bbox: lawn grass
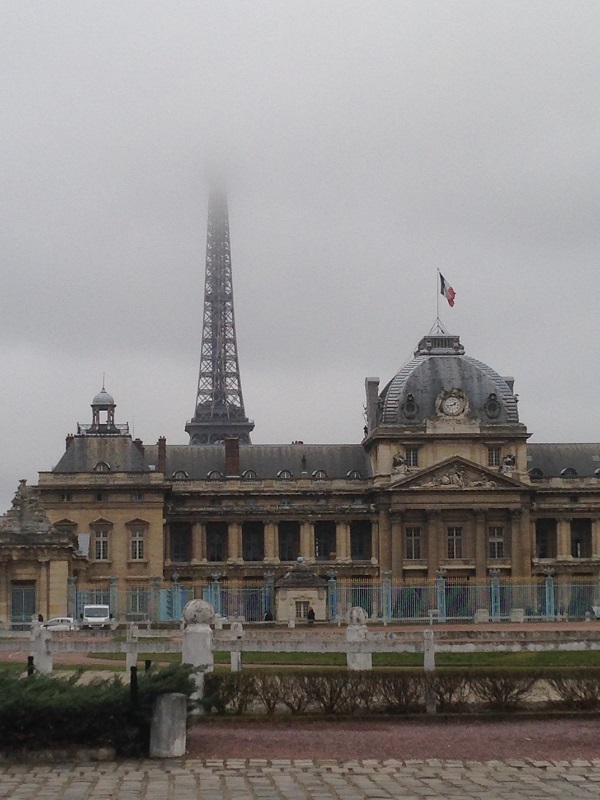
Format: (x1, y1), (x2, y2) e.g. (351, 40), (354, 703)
(66, 649), (600, 669)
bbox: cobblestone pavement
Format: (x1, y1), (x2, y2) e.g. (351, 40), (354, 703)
(3, 758), (600, 799)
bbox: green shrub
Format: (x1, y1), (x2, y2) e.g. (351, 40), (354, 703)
(467, 668), (541, 712)
(0, 664), (196, 756)
(543, 666), (600, 710)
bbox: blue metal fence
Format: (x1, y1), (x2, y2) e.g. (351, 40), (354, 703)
(73, 577), (600, 624)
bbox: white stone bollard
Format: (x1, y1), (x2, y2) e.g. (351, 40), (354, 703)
(30, 620), (53, 676)
(214, 615), (223, 630)
(149, 693), (187, 758)
(182, 600), (215, 700)
(125, 623), (139, 672)
(288, 618), (295, 628)
(423, 628), (436, 715)
(345, 607), (372, 671)
(229, 621), (244, 672)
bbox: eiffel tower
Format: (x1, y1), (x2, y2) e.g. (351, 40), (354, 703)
(185, 188), (254, 445)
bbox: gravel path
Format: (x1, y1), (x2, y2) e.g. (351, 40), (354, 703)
(188, 718), (600, 762)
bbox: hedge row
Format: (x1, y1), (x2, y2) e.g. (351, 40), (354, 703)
(0, 664), (197, 756)
(202, 667), (600, 715)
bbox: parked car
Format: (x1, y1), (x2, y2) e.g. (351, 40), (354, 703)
(42, 616), (77, 631)
(80, 604), (111, 629)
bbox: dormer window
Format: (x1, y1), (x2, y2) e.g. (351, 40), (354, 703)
(173, 470), (189, 480)
(93, 461), (111, 473)
(528, 468), (544, 481)
(312, 469), (328, 481)
(561, 467), (578, 478)
(207, 470), (224, 481)
(242, 469), (259, 480)
(347, 470), (362, 480)
(277, 469), (293, 480)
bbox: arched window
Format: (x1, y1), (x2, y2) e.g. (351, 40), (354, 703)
(528, 468), (544, 480)
(312, 469), (328, 481)
(561, 467), (578, 478)
(277, 469), (293, 480)
(93, 461), (111, 473)
(242, 469), (259, 480)
(207, 470), (224, 480)
(172, 470), (189, 480)
(347, 470), (362, 480)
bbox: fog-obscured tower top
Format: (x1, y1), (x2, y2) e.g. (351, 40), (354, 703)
(185, 188), (254, 445)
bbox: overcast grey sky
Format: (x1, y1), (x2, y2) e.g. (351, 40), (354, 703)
(1, 1), (599, 510)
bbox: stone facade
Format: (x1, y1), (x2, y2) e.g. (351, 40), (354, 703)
(0, 328), (595, 625)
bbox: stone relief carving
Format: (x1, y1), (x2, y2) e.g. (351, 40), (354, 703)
(415, 468), (496, 489)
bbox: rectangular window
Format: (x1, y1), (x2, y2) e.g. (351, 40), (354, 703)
(94, 530), (109, 561)
(405, 527), (422, 560)
(170, 523), (192, 563)
(130, 528), (145, 561)
(95, 491), (106, 502)
(488, 448), (502, 467)
(206, 522), (228, 562)
(447, 527), (463, 559)
(314, 521), (336, 561)
(295, 601), (309, 619)
(128, 588), (148, 616)
(279, 521), (300, 561)
(131, 491), (143, 502)
(350, 520), (372, 560)
(488, 526), (504, 559)
(406, 448), (419, 467)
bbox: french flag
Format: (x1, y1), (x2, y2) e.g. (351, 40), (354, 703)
(440, 273), (456, 307)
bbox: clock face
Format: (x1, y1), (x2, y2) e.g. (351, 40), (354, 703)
(442, 395), (463, 416)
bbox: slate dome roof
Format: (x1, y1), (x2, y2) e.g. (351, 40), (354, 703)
(92, 387), (115, 406)
(379, 333), (519, 426)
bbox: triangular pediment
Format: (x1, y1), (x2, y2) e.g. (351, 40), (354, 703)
(390, 456), (524, 491)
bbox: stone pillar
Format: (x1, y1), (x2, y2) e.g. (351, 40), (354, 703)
(192, 523), (206, 562)
(427, 511), (441, 578)
(38, 559), (49, 619)
(378, 506), (392, 572)
(557, 518), (572, 559)
(474, 511), (487, 580)
(227, 522), (242, 562)
(516, 507), (533, 578)
(0, 564), (8, 627)
(264, 521), (278, 562)
(333, 521), (347, 561)
(345, 608), (371, 671)
(149, 693), (187, 758)
(592, 519), (600, 558)
(300, 520), (314, 561)
(390, 513), (403, 580)
(371, 519), (379, 564)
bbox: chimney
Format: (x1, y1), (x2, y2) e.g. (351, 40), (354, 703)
(157, 436), (167, 474)
(133, 438), (145, 455)
(225, 436), (240, 477)
(65, 434), (74, 450)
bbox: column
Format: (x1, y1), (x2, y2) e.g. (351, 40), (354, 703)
(391, 513), (403, 580)
(227, 522), (242, 561)
(474, 511), (487, 580)
(300, 521), (314, 562)
(510, 509), (520, 576)
(192, 522), (206, 562)
(38, 558), (50, 619)
(264, 520), (278, 562)
(518, 506), (533, 578)
(336, 521), (349, 561)
(557, 518), (572, 559)
(378, 506), (392, 572)
(370, 519), (379, 564)
(592, 519), (600, 558)
(427, 511), (441, 579)
(0, 564), (7, 626)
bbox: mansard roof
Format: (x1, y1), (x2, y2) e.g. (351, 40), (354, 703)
(527, 443), (600, 478)
(53, 436), (147, 473)
(145, 443), (372, 480)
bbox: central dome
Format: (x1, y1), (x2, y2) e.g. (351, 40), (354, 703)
(379, 333), (519, 426)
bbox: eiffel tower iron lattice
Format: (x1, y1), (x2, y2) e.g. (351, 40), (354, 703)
(185, 189), (254, 445)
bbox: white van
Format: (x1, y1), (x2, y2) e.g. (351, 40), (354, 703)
(81, 604), (111, 629)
